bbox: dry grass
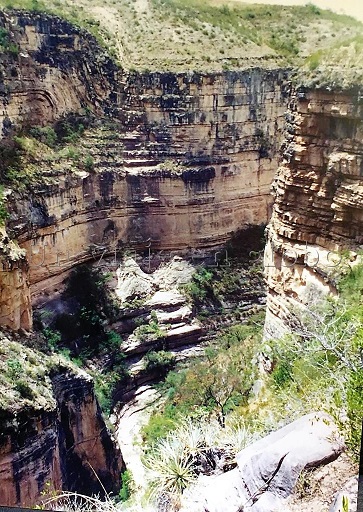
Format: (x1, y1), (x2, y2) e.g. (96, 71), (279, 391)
(1, 0), (362, 84)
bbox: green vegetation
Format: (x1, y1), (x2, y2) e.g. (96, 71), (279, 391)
(144, 350), (176, 374)
(261, 263), (363, 458)
(5, 358), (36, 400)
(297, 34), (363, 88)
(142, 259), (363, 502)
(0, 113), (96, 190)
(135, 316), (165, 343)
(118, 469), (134, 503)
(142, 316), (263, 448)
(0, 185), (8, 224)
(182, 254), (264, 321)
(0, 332), (73, 412)
(0, 0), (362, 81)
(143, 416), (256, 504)
(0, 26), (18, 55)
(38, 265), (129, 415)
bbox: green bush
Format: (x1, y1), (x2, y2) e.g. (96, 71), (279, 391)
(83, 154), (94, 170)
(0, 27), (19, 55)
(136, 319), (165, 341)
(144, 350), (176, 373)
(29, 126), (57, 148)
(6, 359), (23, 380)
(14, 379), (34, 399)
(272, 360), (293, 388)
(118, 469), (134, 502)
(346, 368), (363, 456)
(142, 409), (177, 446)
(0, 185), (8, 224)
(43, 328), (62, 351)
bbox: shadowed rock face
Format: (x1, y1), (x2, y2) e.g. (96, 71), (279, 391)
(0, 364), (123, 508)
(0, 10), (118, 131)
(0, 11), (290, 330)
(264, 88), (363, 337)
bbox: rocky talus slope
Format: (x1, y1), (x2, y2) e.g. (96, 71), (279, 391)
(0, 332), (123, 507)
(264, 87), (363, 337)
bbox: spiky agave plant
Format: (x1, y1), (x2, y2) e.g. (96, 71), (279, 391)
(144, 436), (196, 497)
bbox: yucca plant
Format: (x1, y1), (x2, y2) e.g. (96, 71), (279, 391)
(143, 416), (258, 507)
(144, 436), (196, 496)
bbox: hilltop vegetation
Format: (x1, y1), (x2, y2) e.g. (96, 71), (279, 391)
(1, 0), (363, 85)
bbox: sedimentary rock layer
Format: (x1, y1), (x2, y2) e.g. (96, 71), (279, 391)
(0, 337), (123, 507)
(264, 87), (363, 336)
(0, 11), (290, 329)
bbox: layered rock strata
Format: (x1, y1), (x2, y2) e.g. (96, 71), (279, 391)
(264, 87), (363, 337)
(0, 335), (123, 507)
(0, 10), (289, 329)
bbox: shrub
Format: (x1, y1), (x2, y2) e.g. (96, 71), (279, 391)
(6, 359), (23, 380)
(43, 328), (62, 351)
(0, 185), (8, 224)
(83, 154), (94, 170)
(142, 409), (177, 446)
(272, 360), (293, 388)
(14, 379), (34, 399)
(29, 126), (57, 147)
(144, 350), (176, 373)
(118, 469), (134, 502)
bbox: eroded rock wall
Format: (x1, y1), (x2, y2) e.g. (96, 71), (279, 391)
(264, 87), (363, 337)
(0, 10), (117, 133)
(0, 11), (290, 328)
(0, 361), (123, 507)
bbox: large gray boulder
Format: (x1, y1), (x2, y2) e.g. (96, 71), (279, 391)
(180, 412), (345, 512)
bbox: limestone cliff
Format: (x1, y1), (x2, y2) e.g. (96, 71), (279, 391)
(0, 10), (117, 133)
(0, 333), (123, 507)
(264, 87), (363, 337)
(0, 11), (290, 329)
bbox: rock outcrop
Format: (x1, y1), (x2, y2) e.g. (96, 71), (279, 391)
(0, 10), (290, 330)
(180, 412), (345, 512)
(0, 10), (117, 132)
(264, 87), (363, 337)
(0, 333), (123, 507)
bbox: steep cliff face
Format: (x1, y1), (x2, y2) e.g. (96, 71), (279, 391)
(264, 87), (363, 337)
(0, 10), (117, 134)
(0, 334), (123, 507)
(0, 11), (290, 329)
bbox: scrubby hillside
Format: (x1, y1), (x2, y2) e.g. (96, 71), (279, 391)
(2, 0), (363, 85)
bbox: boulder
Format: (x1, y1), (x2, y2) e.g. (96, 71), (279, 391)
(180, 412), (345, 512)
(116, 258), (154, 302)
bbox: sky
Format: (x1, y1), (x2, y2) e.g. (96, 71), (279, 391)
(231, 0), (363, 21)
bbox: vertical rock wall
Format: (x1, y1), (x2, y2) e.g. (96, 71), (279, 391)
(0, 11), (291, 330)
(264, 87), (363, 337)
(0, 364), (123, 507)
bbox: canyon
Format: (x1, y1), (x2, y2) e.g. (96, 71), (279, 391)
(0, 10), (290, 331)
(0, 4), (362, 510)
